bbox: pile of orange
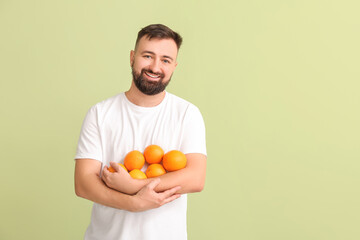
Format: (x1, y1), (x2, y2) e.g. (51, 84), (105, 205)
(108, 145), (187, 179)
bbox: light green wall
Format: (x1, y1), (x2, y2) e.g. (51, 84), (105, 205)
(1, 0), (359, 239)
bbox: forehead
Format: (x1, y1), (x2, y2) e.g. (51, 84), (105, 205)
(135, 36), (178, 59)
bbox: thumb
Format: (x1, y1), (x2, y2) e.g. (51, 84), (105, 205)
(110, 162), (120, 172)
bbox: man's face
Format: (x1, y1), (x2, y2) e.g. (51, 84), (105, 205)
(130, 36), (178, 95)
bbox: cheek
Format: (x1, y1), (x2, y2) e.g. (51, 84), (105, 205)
(165, 66), (176, 75)
(133, 58), (147, 69)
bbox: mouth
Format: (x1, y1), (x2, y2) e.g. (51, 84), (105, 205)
(144, 71), (161, 81)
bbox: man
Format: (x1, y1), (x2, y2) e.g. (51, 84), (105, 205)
(74, 24), (207, 240)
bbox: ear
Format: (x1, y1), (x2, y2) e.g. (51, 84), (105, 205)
(130, 50), (135, 66)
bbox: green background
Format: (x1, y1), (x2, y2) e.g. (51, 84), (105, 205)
(1, 0), (359, 239)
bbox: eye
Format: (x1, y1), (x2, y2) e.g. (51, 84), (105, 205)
(162, 59), (170, 64)
(144, 55), (152, 59)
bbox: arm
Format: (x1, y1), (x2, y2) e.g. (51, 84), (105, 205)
(155, 153), (207, 193)
(74, 158), (181, 212)
(102, 153), (207, 195)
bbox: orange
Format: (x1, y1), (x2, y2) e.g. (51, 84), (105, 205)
(144, 145), (164, 164)
(129, 169), (147, 179)
(146, 163), (166, 178)
(124, 150), (145, 171)
(108, 163), (127, 173)
(163, 150), (187, 172)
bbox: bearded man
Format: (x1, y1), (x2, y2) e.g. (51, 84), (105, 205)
(75, 24), (207, 240)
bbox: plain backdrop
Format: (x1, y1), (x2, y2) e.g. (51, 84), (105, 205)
(1, 0), (359, 239)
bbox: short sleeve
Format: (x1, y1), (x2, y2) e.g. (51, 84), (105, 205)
(180, 105), (207, 155)
(74, 106), (103, 162)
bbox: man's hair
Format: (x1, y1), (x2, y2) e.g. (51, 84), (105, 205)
(135, 24), (183, 50)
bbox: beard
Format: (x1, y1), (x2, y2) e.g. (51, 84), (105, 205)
(131, 66), (171, 96)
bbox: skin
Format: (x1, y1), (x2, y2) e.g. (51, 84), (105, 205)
(75, 36), (207, 212)
(75, 159), (181, 212)
(126, 36), (178, 107)
(102, 153), (206, 195)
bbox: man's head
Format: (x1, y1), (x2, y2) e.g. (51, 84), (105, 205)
(130, 24), (182, 96)
(135, 24), (183, 51)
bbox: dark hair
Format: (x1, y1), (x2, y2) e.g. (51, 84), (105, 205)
(135, 24), (183, 50)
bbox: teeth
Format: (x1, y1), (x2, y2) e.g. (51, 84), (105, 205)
(145, 72), (160, 78)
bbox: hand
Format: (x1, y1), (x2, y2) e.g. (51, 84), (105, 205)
(102, 162), (136, 194)
(131, 178), (181, 212)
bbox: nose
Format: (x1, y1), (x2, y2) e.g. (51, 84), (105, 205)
(149, 59), (161, 73)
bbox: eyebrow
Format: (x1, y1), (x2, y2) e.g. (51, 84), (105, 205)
(141, 51), (174, 61)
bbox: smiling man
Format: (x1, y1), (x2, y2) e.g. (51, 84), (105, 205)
(74, 24), (207, 240)
(131, 36), (177, 96)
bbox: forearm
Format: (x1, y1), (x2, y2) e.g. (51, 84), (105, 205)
(75, 159), (182, 212)
(122, 153), (207, 194)
(75, 170), (136, 211)
(75, 159), (140, 212)
(157, 167), (205, 193)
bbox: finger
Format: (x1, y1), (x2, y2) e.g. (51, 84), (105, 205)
(102, 167), (110, 180)
(101, 171), (107, 182)
(109, 162), (120, 172)
(102, 167), (108, 176)
(161, 193), (181, 205)
(160, 186), (181, 198)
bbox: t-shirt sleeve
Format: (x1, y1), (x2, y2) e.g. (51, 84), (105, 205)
(74, 106), (103, 162)
(180, 105), (207, 156)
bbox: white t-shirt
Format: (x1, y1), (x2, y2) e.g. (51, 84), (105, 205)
(75, 91), (207, 240)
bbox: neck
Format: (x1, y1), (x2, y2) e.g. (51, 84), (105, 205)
(125, 81), (166, 107)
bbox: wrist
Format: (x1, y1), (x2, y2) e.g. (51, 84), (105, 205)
(129, 178), (149, 195)
(128, 194), (143, 212)
(119, 178), (147, 195)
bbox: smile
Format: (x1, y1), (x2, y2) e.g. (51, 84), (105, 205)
(145, 71), (161, 79)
